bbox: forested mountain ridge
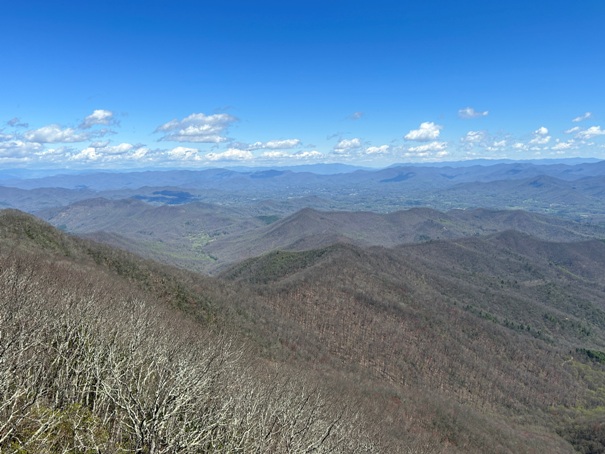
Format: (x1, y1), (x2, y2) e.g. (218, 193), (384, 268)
(32, 201), (605, 274)
(0, 209), (381, 452)
(3, 201), (605, 451)
(219, 231), (605, 452)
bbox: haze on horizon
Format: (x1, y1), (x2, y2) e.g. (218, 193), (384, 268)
(1, 0), (604, 170)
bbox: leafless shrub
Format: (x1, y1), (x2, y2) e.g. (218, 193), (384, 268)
(0, 253), (379, 452)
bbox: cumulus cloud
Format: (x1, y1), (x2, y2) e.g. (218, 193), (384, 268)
(0, 139), (44, 157)
(565, 126), (581, 134)
(80, 109), (115, 129)
(572, 112), (592, 122)
(132, 147), (150, 159)
(576, 126), (605, 140)
(168, 146), (201, 161)
(70, 147), (100, 161)
(333, 137), (362, 154)
(205, 148), (253, 161)
(365, 145), (390, 154)
(349, 111), (364, 120)
(156, 113), (237, 143)
(70, 142), (149, 162)
(259, 151), (289, 159)
(529, 137), (550, 145)
(529, 126), (551, 145)
(461, 130), (486, 144)
(23, 125), (91, 143)
(295, 150), (322, 159)
(551, 140), (574, 151)
(460, 131), (510, 154)
(103, 143), (135, 154)
(512, 142), (528, 151)
(404, 122), (442, 142)
(6, 117), (29, 128)
(458, 107), (489, 119)
(404, 144), (449, 159)
(407, 141), (447, 153)
(249, 139), (301, 150)
(259, 150), (322, 160)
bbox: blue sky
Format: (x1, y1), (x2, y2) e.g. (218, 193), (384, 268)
(1, 0), (604, 169)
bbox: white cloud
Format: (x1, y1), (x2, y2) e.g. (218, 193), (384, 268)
(565, 126), (581, 134)
(295, 150), (322, 159)
(169, 146), (201, 160)
(70, 142), (149, 162)
(156, 113), (237, 143)
(23, 125), (91, 143)
(572, 112), (592, 122)
(404, 122), (442, 142)
(576, 126), (605, 140)
(258, 150), (323, 161)
(349, 111), (364, 120)
(36, 146), (73, 158)
(407, 141), (447, 153)
(260, 151), (289, 159)
(529, 126), (551, 145)
(458, 107), (489, 119)
(70, 147), (100, 161)
(551, 140), (574, 151)
(0, 139), (44, 157)
(462, 130), (486, 144)
(80, 109), (115, 129)
(535, 126), (548, 135)
(365, 145), (390, 154)
(205, 148), (253, 161)
(249, 139), (301, 150)
(105, 143), (134, 154)
(483, 139), (508, 152)
(132, 147), (149, 159)
(334, 137), (362, 154)
(513, 142), (528, 150)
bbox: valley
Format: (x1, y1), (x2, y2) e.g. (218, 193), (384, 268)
(2, 159), (605, 452)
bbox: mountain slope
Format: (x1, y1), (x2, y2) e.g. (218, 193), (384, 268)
(434, 175), (605, 219)
(37, 198), (267, 271)
(37, 199), (605, 274)
(0, 209), (380, 452)
(221, 232), (605, 452)
(6, 208), (605, 451)
(205, 206), (605, 271)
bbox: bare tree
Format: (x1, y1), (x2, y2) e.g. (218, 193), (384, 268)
(0, 253), (380, 452)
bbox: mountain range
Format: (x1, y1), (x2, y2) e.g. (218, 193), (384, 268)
(2, 159), (605, 452)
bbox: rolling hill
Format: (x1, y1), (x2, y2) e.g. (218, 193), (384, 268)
(201, 206), (605, 271)
(37, 199), (605, 274)
(4, 201), (605, 451)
